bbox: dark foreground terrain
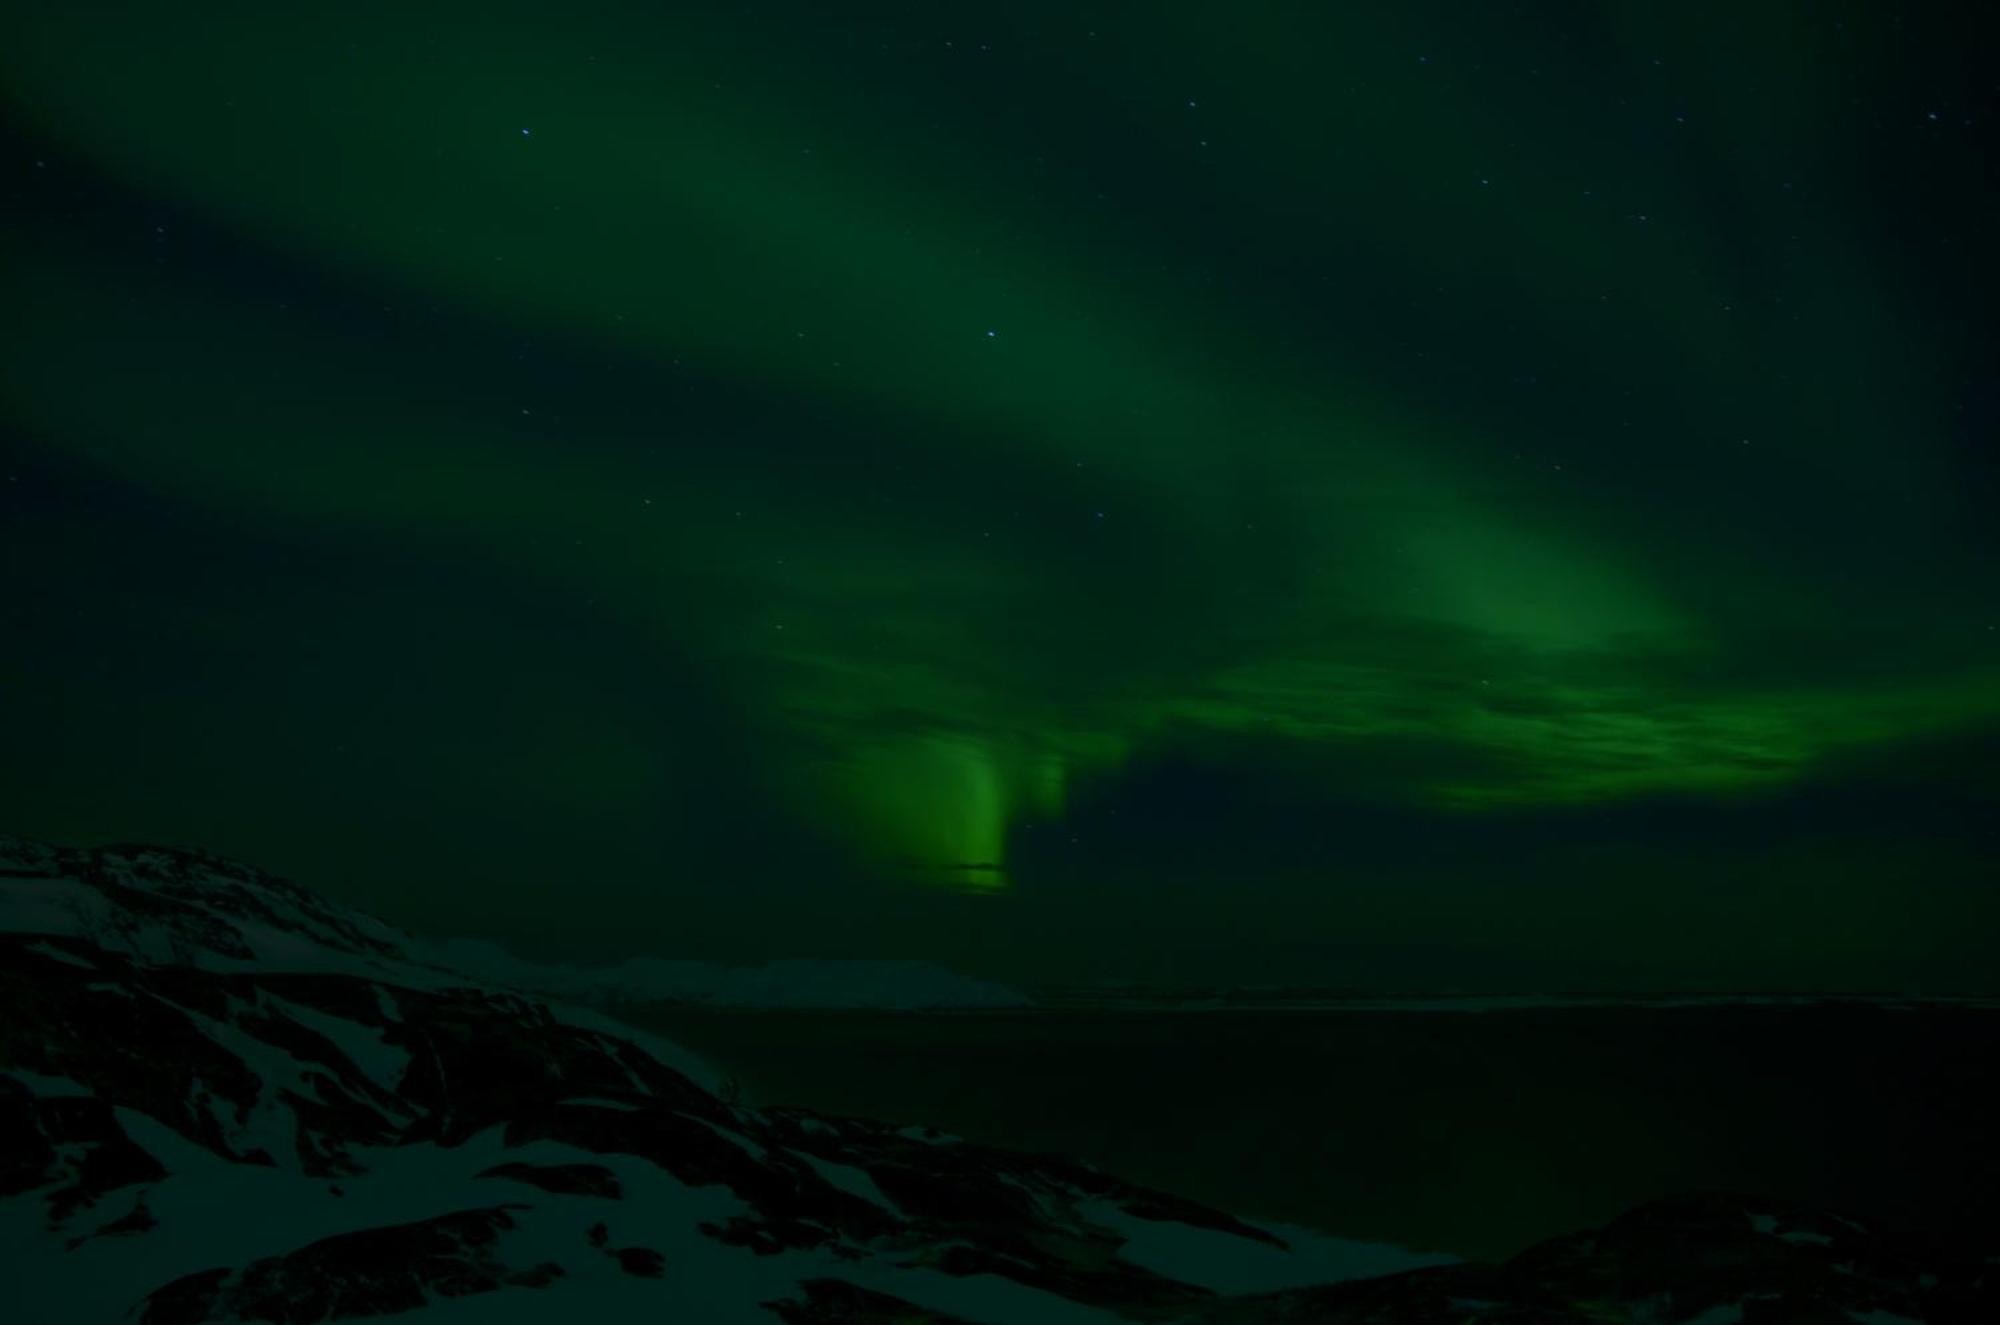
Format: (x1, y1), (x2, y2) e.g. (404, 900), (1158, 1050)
(5, 836), (1995, 1322)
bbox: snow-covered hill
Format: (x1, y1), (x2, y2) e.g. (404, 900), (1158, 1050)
(0, 836), (1029, 1011)
(3, 836), (1991, 1323)
(0, 837), (1444, 1322)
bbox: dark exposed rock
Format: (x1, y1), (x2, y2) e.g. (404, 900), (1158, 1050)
(390, 991), (720, 1151)
(0, 1074), (59, 1195)
(67, 1190), (159, 1249)
(136, 1205), (560, 1324)
(863, 1156), (1044, 1226)
(613, 1244), (665, 1277)
(138, 1268), (232, 1325)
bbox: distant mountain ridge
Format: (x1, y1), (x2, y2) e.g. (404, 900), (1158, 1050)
(3, 835), (1991, 1323)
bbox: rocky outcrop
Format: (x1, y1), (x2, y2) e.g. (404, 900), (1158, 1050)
(137, 1205), (564, 1324)
(1187, 1189), (1998, 1322)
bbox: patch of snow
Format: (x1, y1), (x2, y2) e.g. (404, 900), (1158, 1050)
(1747, 1212), (1778, 1235)
(6, 1068), (93, 1097)
(1780, 1229), (1834, 1247)
(0, 877), (109, 939)
(690, 1114), (767, 1161)
(25, 939), (96, 968)
(1076, 1200), (1456, 1294)
(792, 1151), (902, 1215)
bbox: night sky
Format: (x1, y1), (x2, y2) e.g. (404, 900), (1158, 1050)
(4, 2), (1996, 992)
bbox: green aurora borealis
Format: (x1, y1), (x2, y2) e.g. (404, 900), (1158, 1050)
(4, 1), (1996, 990)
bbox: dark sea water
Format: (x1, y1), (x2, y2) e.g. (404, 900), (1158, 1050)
(617, 1003), (2000, 1262)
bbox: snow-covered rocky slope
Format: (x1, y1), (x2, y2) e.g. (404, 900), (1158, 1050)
(3, 836), (1992, 1323)
(0, 833), (1027, 1011)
